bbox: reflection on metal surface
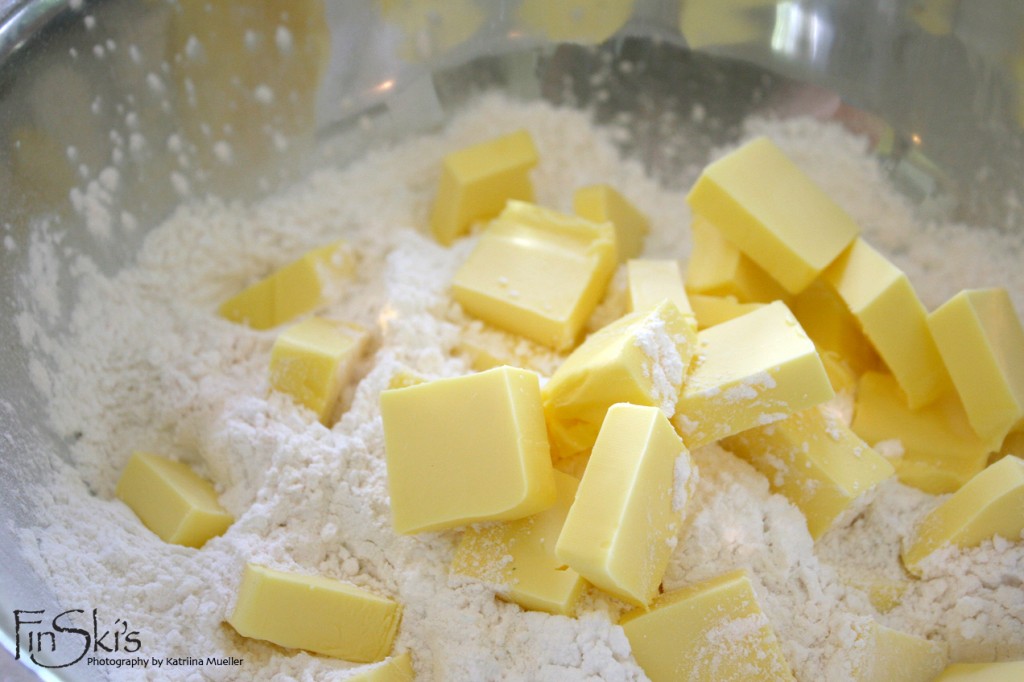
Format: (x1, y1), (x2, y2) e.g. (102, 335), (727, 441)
(770, 1), (833, 62)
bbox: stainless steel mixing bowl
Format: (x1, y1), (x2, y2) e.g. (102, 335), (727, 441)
(2, 1), (1023, 679)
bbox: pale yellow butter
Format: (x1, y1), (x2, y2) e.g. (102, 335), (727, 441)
(902, 455), (1024, 575)
(823, 238), (948, 409)
(686, 137), (859, 294)
(429, 130), (538, 245)
(620, 569), (794, 682)
(935, 661), (1024, 681)
(346, 651), (415, 682)
(625, 258), (694, 318)
(219, 241), (354, 330)
(116, 451), (232, 548)
(852, 372), (998, 494)
(451, 200), (617, 351)
(849, 620), (947, 682)
(269, 317), (368, 425)
(722, 406), (894, 539)
(684, 217), (790, 303)
(688, 293), (765, 330)
(518, 0), (634, 43)
(542, 300), (695, 459)
(574, 184), (650, 262)
(791, 278), (882, 377)
(227, 563), (400, 663)
(673, 301), (834, 449)
(451, 471), (585, 616)
(381, 366), (556, 534)
(928, 288), (1024, 443)
(555, 403), (691, 607)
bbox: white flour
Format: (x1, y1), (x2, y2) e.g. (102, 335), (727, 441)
(13, 93), (1024, 681)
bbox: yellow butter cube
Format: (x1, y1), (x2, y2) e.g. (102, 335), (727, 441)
(852, 372), (998, 494)
(688, 294), (766, 330)
(381, 366), (556, 534)
(722, 406), (894, 539)
(819, 350), (859, 394)
(543, 300), (695, 459)
(686, 137), (859, 294)
(219, 241), (354, 330)
(998, 430), (1024, 462)
(574, 185), (650, 262)
(849, 620), (947, 682)
(116, 452), (232, 548)
(928, 288), (1024, 443)
(555, 404), (692, 607)
(451, 200), (617, 351)
(269, 317), (368, 425)
(791, 278), (882, 377)
(227, 563), (401, 662)
(673, 301), (834, 449)
(684, 217), (790, 303)
(935, 661), (1024, 681)
(824, 238), (948, 409)
(430, 130), (538, 245)
(625, 259), (694, 318)
(858, 578), (908, 613)
(518, 0), (634, 43)
(451, 471), (586, 616)
(902, 455), (1024, 575)
(620, 569), (794, 682)
(347, 651), (415, 682)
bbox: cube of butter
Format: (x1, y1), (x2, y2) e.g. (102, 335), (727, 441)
(269, 317), (368, 425)
(935, 661), (1024, 681)
(115, 451), (232, 548)
(543, 300), (695, 459)
(451, 471), (586, 616)
(347, 651), (414, 682)
(620, 569), (794, 682)
(227, 563), (401, 663)
(791, 278), (882, 377)
(722, 406), (894, 539)
(849, 620), (947, 682)
(219, 241), (354, 330)
(823, 238), (948, 409)
(451, 200), (617, 351)
(902, 455), (1024, 575)
(852, 372), (998, 494)
(430, 130), (538, 245)
(574, 184), (650, 262)
(625, 259), (694, 319)
(688, 294), (766, 330)
(927, 288), (1024, 443)
(686, 137), (859, 294)
(518, 0), (632, 44)
(673, 301), (834, 449)
(555, 403), (693, 607)
(381, 366), (556, 534)
(684, 217), (790, 303)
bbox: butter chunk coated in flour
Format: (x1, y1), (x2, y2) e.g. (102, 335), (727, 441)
(227, 563), (401, 663)
(381, 365), (556, 534)
(847, 620), (947, 682)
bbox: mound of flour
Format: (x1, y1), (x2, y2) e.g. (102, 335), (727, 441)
(14, 93), (1024, 680)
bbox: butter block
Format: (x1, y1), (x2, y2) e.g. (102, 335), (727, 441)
(219, 241), (354, 330)
(686, 137), (859, 294)
(722, 406), (894, 539)
(116, 451), (232, 548)
(684, 217), (790, 303)
(518, 0), (634, 43)
(381, 366), (556, 534)
(824, 238), (948, 408)
(555, 404), (691, 607)
(935, 661), (1024, 681)
(269, 317), (368, 425)
(543, 300), (695, 459)
(928, 288), (1024, 442)
(678, 0), (777, 49)
(452, 200), (617, 351)
(625, 259), (694, 318)
(902, 455), (1024, 575)
(852, 372), (997, 494)
(998, 430), (1024, 462)
(451, 471), (585, 616)
(227, 563), (400, 662)
(620, 570), (794, 682)
(673, 301), (834, 449)
(347, 652), (415, 682)
(574, 185), (649, 262)
(688, 294), (765, 330)
(850, 620), (947, 682)
(430, 130), (538, 245)
(791, 278), (882, 377)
